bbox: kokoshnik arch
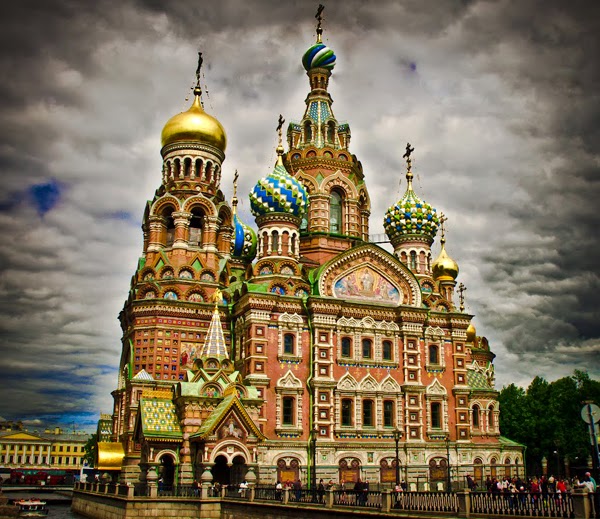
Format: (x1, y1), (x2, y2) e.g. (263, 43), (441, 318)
(98, 6), (524, 489)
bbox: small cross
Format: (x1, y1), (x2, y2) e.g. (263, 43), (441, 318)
(276, 114), (285, 133)
(195, 51), (203, 85)
(315, 4), (325, 41)
(402, 143), (414, 160)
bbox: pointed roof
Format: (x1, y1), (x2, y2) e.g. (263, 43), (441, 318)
(132, 369), (154, 381)
(190, 394), (265, 441)
(198, 301), (229, 360)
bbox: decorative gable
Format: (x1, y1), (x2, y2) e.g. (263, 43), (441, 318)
(318, 244), (421, 307)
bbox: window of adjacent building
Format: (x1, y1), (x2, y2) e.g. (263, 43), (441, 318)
(382, 340), (393, 361)
(383, 400), (394, 427)
(363, 400), (374, 427)
(341, 399), (353, 426)
(282, 397), (295, 426)
(341, 337), (352, 358)
(431, 402), (442, 428)
(330, 191), (342, 233)
(472, 405), (480, 428)
(429, 344), (439, 364)
(362, 338), (373, 359)
(283, 333), (295, 355)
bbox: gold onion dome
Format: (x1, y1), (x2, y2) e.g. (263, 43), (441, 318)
(466, 323), (476, 343)
(432, 238), (459, 281)
(161, 86), (227, 152)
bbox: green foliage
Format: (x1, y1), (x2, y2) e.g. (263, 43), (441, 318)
(499, 370), (599, 477)
(83, 433), (98, 467)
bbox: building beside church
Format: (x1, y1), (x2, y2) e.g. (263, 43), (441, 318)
(100, 10), (523, 490)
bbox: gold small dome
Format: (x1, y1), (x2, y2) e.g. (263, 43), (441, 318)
(466, 323), (476, 343)
(432, 240), (459, 281)
(161, 87), (227, 152)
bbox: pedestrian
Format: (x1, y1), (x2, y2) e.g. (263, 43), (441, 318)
(238, 480), (248, 497)
(318, 478), (325, 503)
(275, 480), (282, 501)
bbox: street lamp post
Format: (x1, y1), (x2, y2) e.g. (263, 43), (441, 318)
(393, 429), (403, 487)
(445, 436), (452, 492)
(310, 428), (317, 494)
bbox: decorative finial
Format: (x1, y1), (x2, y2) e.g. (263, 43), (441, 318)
(232, 170), (239, 215)
(212, 288), (223, 307)
(276, 114), (285, 164)
(403, 142), (415, 189)
(315, 4), (325, 43)
(439, 212), (447, 244)
(458, 283), (466, 312)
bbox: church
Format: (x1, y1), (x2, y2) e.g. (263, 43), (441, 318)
(99, 8), (523, 490)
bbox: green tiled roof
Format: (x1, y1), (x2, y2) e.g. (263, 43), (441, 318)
(139, 398), (182, 439)
(467, 368), (491, 390)
(499, 436), (526, 447)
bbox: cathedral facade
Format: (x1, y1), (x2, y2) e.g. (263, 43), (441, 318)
(104, 13), (523, 490)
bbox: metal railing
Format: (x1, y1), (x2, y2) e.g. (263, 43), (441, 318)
(471, 491), (574, 518)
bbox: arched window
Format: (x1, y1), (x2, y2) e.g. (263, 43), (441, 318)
(472, 405), (480, 428)
(363, 400), (374, 427)
(410, 251), (417, 270)
(272, 231), (279, 253)
(164, 211), (175, 247)
(431, 402), (442, 429)
(341, 399), (353, 426)
(330, 191), (342, 233)
(362, 338), (373, 359)
(383, 400), (394, 427)
(283, 333), (295, 355)
(382, 340), (393, 361)
(488, 405), (495, 427)
(341, 337), (352, 358)
(189, 208), (204, 247)
(304, 121), (312, 142)
(327, 121), (336, 143)
(429, 344), (439, 365)
(282, 397), (295, 425)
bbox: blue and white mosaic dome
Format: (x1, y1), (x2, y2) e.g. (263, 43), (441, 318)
(249, 162), (308, 218)
(231, 213), (257, 261)
(384, 188), (439, 243)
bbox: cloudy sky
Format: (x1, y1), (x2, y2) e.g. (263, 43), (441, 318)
(0, 0), (598, 431)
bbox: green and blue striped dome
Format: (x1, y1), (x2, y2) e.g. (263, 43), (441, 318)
(302, 43), (336, 71)
(249, 161), (308, 218)
(231, 213), (257, 261)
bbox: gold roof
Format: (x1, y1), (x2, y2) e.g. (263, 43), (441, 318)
(97, 442), (125, 471)
(432, 239), (459, 281)
(161, 86), (227, 152)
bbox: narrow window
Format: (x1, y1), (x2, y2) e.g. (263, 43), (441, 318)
(282, 397), (294, 425)
(330, 191), (342, 233)
(472, 405), (480, 428)
(341, 337), (352, 358)
(362, 338), (372, 359)
(382, 340), (393, 361)
(189, 208), (204, 246)
(304, 121), (312, 142)
(488, 405), (495, 427)
(283, 333), (295, 355)
(383, 400), (394, 427)
(327, 121), (336, 143)
(429, 345), (439, 364)
(431, 402), (442, 429)
(272, 231), (279, 252)
(410, 251), (417, 270)
(341, 399), (353, 426)
(363, 400), (374, 427)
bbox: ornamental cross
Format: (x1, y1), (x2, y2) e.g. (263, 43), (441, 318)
(276, 114), (285, 133)
(233, 170), (239, 196)
(316, 4), (325, 41)
(196, 51), (203, 85)
(403, 142), (414, 161)
(439, 212), (447, 238)
(458, 283), (466, 312)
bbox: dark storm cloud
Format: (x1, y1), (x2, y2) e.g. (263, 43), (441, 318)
(0, 0), (598, 428)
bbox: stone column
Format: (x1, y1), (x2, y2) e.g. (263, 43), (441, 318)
(172, 212), (191, 250)
(457, 490), (470, 518)
(200, 464), (214, 498)
(571, 488), (591, 519)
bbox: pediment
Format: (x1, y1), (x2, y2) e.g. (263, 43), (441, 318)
(1, 431), (47, 441)
(426, 379), (447, 395)
(277, 370), (303, 389)
(318, 245), (421, 307)
(338, 373), (358, 390)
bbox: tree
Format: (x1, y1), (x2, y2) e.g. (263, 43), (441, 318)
(83, 433), (98, 468)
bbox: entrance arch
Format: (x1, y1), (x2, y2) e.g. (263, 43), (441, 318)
(212, 455), (230, 486)
(159, 454), (176, 488)
(231, 455), (247, 485)
(338, 458), (361, 484)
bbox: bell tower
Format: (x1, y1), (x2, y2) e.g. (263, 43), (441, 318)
(285, 6), (370, 265)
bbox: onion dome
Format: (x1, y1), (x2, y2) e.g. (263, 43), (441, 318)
(249, 148), (308, 218)
(432, 237), (459, 281)
(384, 144), (439, 245)
(161, 85), (227, 152)
(384, 190), (439, 243)
(231, 213), (257, 261)
(302, 42), (336, 71)
(466, 323), (476, 343)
